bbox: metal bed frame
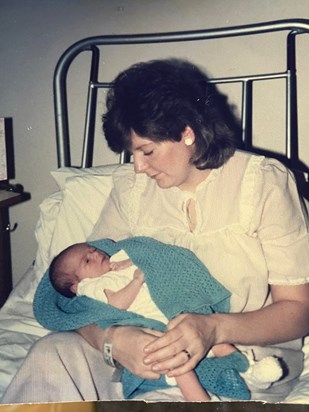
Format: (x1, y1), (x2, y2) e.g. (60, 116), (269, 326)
(53, 19), (309, 197)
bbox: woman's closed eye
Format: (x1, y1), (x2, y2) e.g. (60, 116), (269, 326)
(143, 150), (154, 156)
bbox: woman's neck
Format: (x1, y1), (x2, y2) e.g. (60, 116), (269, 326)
(178, 168), (212, 192)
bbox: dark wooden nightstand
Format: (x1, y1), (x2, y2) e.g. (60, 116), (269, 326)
(0, 189), (31, 307)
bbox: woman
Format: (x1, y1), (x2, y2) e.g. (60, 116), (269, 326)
(2, 59), (309, 403)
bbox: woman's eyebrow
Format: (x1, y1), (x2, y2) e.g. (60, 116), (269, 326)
(132, 142), (153, 151)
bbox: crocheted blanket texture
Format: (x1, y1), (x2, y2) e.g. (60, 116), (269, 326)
(33, 236), (249, 400)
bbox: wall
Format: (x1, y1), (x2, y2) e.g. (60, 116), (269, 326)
(0, 0), (308, 285)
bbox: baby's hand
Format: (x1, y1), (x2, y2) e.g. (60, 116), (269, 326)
(133, 269), (145, 284)
(110, 262), (120, 271)
(110, 258), (132, 271)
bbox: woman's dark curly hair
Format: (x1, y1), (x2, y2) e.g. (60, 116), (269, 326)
(103, 58), (242, 169)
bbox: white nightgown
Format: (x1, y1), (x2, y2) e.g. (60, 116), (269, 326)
(90, 150), (309, 399)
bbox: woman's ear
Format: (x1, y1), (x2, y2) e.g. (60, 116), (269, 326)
(182, 126), (195, 146)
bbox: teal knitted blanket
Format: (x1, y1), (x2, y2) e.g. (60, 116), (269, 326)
(33, 236), (249, 400)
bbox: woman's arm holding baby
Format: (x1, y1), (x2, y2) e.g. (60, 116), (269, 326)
(142, 283), (309, 378)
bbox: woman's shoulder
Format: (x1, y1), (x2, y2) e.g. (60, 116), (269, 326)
(233, 150), (306, 220)
(220, 151), (300, 212)
(225, 150), (293, 184)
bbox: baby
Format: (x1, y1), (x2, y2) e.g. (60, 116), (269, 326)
(50, 243), (168, 323)
(49, 241), (283, 401)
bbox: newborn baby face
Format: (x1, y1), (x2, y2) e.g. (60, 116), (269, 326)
(67, 243), (111, 280)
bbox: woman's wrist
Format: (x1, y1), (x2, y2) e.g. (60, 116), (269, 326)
(103, 326), (122, 368)
(76, 324), (106, 351)
(207, 313), (227, 345)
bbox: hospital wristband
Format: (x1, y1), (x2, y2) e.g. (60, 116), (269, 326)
(103, 327), (121, 369)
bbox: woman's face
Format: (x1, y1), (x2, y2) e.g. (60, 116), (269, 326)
(131, 127), (209, 191)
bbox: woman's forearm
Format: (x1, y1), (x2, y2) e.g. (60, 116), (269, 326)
(215, 299), (309, 347)
(76, 324), (107, 350)
(143, 284), (309, 377)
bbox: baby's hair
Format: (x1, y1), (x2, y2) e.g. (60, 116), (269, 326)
(49, 244), (80, 298)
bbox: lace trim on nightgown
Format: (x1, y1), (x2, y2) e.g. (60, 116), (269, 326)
(172, 167), (223, 233)
(184, 198), (196, 232)
(239, 154), (265, 231)
(268, 276), (309, 286)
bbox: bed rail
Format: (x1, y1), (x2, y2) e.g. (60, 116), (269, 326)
(53, 19), (309, 197)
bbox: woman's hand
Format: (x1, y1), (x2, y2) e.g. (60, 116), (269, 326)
(143, 313), (218, 377)
(77, 324), (165, 379)
(112, 326), (164, 379)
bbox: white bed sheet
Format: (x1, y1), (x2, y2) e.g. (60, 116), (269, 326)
(0, 265), (49, 398)
(0, 164), (308, 404)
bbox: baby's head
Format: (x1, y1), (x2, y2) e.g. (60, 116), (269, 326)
(49, 243), (111, 298)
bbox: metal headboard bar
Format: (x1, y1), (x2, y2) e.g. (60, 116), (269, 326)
(53, 19), (309, 170)
(241, 80), (253, 151)
(286, 32), (298, 167)
(81, 46), (100, 168)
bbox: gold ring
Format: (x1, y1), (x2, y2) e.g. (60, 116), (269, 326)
(183, 349), (191, 359)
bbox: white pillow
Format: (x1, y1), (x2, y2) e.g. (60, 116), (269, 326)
(34, 164), (120, 281)
(49, 173), (115, 260)
(34, 191), (63, 278)
(51, 164), (119, 190)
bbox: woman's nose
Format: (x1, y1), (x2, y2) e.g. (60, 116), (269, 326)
(133, 153), (147, 174)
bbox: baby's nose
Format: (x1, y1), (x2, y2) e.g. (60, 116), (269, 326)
(90, 249), (99, 259)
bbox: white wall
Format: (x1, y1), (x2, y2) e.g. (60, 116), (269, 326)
(0, 0), (308, 285)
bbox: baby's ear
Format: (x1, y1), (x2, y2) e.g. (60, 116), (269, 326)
(70, 283), (78, 294)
